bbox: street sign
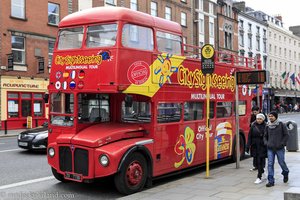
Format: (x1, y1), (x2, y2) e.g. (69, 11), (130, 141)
(201, 44), (215, 75)
(236, 70), (267, 85)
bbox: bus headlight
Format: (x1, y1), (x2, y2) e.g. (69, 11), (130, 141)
(99, 154), (109, 167)
(48, 148), (55, 157)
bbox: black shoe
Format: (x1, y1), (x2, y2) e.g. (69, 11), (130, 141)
(266, 182), (274, 187)
(284, 175), (289, 183)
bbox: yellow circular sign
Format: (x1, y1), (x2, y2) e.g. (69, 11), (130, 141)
(201, 45), (215, 59)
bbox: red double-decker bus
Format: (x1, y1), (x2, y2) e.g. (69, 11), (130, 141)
(47, 7), (260, 194)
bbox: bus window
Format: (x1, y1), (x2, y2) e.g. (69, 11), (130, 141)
(121, 101), (151, 123)
(216, 102), (232, 118)
(238, 100), (246, 116)
(57, 27), (84, 50)
(184, 102), (204, 121)
(77, 93), (110, 123)
(86, 24), (117, 48)
(157, 103), (181, 123)
(122, 24), (153, 51)
(157, 31), (181, 55)
(209, 102), (215, 118)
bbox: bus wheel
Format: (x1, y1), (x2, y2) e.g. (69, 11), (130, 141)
(232, 135), (245, 162)
(114, 152), (148, 195)
(51, 167), (68, 183)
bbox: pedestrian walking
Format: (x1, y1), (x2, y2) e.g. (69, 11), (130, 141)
(249, 106), (267, 171)
(246, 113), (267, 184)
(264, 111), (289, 187)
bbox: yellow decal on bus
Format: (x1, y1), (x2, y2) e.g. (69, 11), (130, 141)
(123, 54), (185, 97)
(174, 126), (196, 168)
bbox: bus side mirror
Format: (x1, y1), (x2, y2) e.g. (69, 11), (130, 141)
(125, 95), (133, 107)
(44, 93), (49, 103)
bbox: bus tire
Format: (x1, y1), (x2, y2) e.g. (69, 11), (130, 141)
(114, 152), (148, 195)
(51, 167), (68, 183)
(232, 134), (245, 162)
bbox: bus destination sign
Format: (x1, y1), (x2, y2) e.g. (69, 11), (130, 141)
(236, 70), (267, 85)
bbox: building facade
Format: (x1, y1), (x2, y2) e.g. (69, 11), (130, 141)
(0, 0), (69, 129)
(234, 2), (269, 111)
(239, 2), (300, 112)
(71, 0), (193, 45)
(216, 0), (239, 54)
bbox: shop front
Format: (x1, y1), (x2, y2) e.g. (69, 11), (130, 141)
(0, 76), (49, 130)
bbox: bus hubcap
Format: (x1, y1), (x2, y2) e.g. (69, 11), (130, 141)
(127, 161), (143, 186)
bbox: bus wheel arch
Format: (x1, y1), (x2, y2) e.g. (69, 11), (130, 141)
(114, 146), (153, 194)
(232, 130), (246, 162)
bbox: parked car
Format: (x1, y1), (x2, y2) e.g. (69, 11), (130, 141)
(17, 122), (48, 150)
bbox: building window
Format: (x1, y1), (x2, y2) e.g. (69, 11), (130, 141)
(48, 3), (60, 25)
(48, 41), (55, 68)
(209, 22), (214, 37)
(183, 36), (187, 51)
(78, 0), (92, 11)
(239, 31), (244, 46)
(11, 0), (25, 19)
(11, 35), (25, 65)
(105, 0), (116, 6)
(165, 7), (171, 21)
(263, 40), (266, 53)
(7, 92), (45, 118)
(256, 37), (260, 51)
(150, 2), (157, 16)
(130, 0), (138, 11)
(199, 0), (203, 11)
(199, 18), (204, 34)
(248, 34), (252, 49)
(181, 12), (187, 26)
(209, 2), (214, 14)
(225, 32), (232, 49)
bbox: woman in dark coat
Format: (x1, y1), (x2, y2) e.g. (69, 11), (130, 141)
(246, 113), (267, 184)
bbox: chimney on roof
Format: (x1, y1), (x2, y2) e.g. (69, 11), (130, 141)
(275, 15), (282, 21)
(233, 1), (246, 12)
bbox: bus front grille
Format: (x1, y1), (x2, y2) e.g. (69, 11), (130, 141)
(74, 148), (89, 176)
(59, 146), (89, 176)
(59, 146), (72, 172)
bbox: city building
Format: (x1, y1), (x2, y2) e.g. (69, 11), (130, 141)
(0, 0), (69, 129)
(237, 1), (300, 112)
(195, 0), (217, 47)
(233, 1), (269, 112)
(216, 0), (239, 54)
(71, 0), (193, 46)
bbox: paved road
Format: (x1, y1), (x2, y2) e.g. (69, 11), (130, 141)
(0, 113), (299, 200)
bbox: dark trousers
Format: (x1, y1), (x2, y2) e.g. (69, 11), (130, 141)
(253, 156), (265, 169)
(256, 157), (266, 179)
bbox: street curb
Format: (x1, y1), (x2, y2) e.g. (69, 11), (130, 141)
(0, 134), (18, 138)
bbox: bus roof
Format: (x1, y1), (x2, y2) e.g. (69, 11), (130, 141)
(59, 7), (182, 35)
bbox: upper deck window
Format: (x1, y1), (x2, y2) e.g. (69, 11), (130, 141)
(57, 27), (84, 50)
(86, 24), (117, 48)
(122, 24), (153, 51)
(157, 31), (181, 55)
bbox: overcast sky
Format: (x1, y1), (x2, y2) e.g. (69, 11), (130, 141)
(241, 0), (299, 28)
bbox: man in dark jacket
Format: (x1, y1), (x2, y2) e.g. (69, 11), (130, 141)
(264, 111), (289, 187)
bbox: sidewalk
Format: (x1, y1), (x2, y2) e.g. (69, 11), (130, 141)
(0, 129), (26, 137)
(119, 150), (300, 200)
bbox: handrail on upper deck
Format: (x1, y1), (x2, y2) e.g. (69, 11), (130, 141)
(182, 43), (262, 69)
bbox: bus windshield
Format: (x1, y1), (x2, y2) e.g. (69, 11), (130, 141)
(57, 27), (84, 50)
(77, 93), (110, 123)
